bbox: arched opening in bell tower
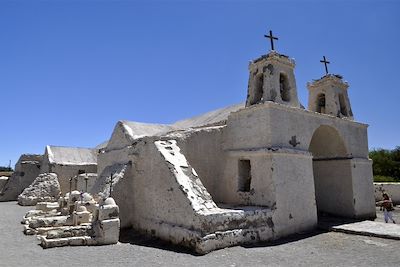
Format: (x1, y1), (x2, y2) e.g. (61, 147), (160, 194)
(339, 93), (348, 116)
(279, 73), (290, 102)
(316, 93), (326, 113)
(252, 72), (264, 104)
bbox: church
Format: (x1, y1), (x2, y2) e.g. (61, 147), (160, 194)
(90, 33), (376, 253)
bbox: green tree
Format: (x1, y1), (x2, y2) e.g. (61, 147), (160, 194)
(0, 166), (13, 172)
(369, 147), (400, 182)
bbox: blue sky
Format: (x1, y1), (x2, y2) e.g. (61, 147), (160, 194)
(1, 0), (399, 167)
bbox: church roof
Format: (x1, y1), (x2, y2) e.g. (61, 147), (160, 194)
(105, 103), (244, 150)
(119, 103), (244, 139)
(46, 145), (97, 165)
(172, 103), (244, 129)
(121, 121), (175, 139)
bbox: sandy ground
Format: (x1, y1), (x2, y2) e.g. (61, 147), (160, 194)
(0, 201), (399, 267)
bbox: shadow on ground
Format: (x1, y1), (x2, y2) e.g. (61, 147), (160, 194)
(120, 227), (327, 255)
(118, 211), (385, 256)
(119, 228), (200, 255)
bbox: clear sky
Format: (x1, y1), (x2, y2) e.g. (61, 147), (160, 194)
(1, 0), (399, 167)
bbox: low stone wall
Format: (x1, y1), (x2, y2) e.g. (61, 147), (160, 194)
(374, 183), (400, 204)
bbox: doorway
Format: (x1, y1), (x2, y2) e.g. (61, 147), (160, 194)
(309, 125), (354, 217)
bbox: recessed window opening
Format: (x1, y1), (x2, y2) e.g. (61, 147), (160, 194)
(238, 159), (251, 192)
(316, 93), (326, 113)
(279, 73), (290, 102)
(251, 72), (264, 105)
(339, 94), (348, 116)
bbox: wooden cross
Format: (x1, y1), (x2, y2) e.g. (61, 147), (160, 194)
(74, 176), (78, 191)
(106, 172), (114, 197)
(264, 30), (278, 51)
(69, 177), (73, 194)
(84, 173), (89, 192)
(320, 56), (330, 75)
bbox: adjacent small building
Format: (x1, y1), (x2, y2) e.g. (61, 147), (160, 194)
(41, 145), (98, 194)
(0, 154), (42, 201)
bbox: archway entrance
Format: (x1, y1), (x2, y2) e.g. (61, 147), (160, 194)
(309, 125), (354, 218)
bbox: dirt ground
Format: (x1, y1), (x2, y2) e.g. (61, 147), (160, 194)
(0, 201), (399, 267)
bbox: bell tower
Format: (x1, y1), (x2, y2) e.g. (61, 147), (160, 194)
(245, 31), (301, 108)
(307, 56), (353, 119)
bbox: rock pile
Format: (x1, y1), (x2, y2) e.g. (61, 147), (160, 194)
(18, 173), (61, 206)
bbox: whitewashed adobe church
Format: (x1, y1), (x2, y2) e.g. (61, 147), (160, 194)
(91, 33), (376, 253)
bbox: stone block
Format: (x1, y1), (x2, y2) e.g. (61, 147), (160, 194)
(36, 202), (59, 212)
(68, 236), (87, 246)
(40, 237), (69, 249)
(98, 205), (119, 221)
(93, 218), (120, 244)
(73, 211), (91, 225)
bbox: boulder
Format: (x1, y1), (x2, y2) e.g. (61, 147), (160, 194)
(18, 173), (61, 206)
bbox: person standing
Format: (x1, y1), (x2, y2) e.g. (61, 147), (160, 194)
(378, 193), (396, 224)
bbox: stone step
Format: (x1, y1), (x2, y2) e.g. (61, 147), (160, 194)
(330, 220), (400, 240)
(37, 224), (91, 239)
(40, 235), (97, 248)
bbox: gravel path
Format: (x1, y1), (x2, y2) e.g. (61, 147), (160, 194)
(1, 201), (400, 267)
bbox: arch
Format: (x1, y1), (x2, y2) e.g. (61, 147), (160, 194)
(316, 93), (326, 113)
(339, 93), (348, 116)
(250, 72), (264, 105)
(309, 125), (347, 159)
(309, 125), (354, 217)
(279, 73), (290, 102)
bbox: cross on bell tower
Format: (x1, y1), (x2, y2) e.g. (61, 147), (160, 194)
(264, 30), (278, 51)
(320, 56), (330, 75)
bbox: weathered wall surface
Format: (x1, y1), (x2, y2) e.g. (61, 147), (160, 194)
(218, 147), (317, 236)
(312, 159), (354, 216)
(0, 177), (8, 192)
(271, 152), (317, 237)
(126, 139), (211, 231)
(111, 137), (319, 253)
(76, 173), (97, 193)
(172, 127), (226, 202)
(224, 102), (375, 219)
(351, 158), (376, 218)
(219, 150), (275, 206)
(97, 147), (131, 176)
(0, 154), (42, 201)
(225, 102), (369, 159)
(375, 183), (400, 204)
(51, 164), (97, 195)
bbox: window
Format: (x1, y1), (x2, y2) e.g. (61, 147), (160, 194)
(238, 160), (251, 192)
(279, 73), (290, 102)
(78, 169), (85, 175)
